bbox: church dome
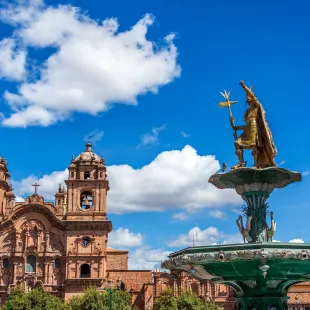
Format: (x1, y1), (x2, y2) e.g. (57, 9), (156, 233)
(75, 142), (101, 163)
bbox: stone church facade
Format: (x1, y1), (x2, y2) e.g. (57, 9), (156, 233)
(0, 143), (152, 309)
(0, 142), (308, 309)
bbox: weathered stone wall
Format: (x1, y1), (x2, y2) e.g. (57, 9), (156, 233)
(107, 270), (152, 292)
(106, 251), (128, 270)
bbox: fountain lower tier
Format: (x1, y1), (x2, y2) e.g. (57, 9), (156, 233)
(162, 243), (310, 310)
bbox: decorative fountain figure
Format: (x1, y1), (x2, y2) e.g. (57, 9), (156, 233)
(236, 215), (252, 243)
(162, 81), (309, 310)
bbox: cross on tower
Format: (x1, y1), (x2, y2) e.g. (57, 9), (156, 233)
(32, 182), (40, 194)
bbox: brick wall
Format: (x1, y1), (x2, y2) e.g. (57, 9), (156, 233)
(107, 270), (153, 310)
(106, 250), (128, 270)
(107, 270), (152, 292)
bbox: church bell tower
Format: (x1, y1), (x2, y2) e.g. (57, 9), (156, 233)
(65, 142), (109, 220)
(64, 143), (112, 285)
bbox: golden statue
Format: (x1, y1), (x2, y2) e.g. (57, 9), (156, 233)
(219, 80), (277, 169)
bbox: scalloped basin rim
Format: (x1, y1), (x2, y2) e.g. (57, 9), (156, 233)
(208, 167), (302, 189)
(168, 242), (310, 258)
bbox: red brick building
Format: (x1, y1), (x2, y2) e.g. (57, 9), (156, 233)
(0, 143), (154, 309)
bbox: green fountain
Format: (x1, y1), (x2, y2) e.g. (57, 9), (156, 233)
(162, 81), (310, 310)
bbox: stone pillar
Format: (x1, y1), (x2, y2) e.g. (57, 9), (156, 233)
(44, 262), (48, 284)
(98, 261), (101, 279)
(100, 187), (105, 213)
(45, 232), (50, 251)
(67, 184), (73, 212)
(13, 262), (17, 284)
(66, 260), (70, 279)
(73, 188), (77, 211)
(96, 187), (100, 212)
(75, 261), (78, 278)
(47, 262), (53, 285)
(15, 232), (20, 252)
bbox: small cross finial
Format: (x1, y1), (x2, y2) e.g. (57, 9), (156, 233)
(32, 182), (40, 194)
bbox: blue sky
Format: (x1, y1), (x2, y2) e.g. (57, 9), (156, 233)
(0, 0), (310, 269)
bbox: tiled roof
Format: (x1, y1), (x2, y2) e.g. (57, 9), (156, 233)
(292, 282), (310, 286)
(288, 293), (310, 305)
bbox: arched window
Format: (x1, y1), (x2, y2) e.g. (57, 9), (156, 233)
(71, 172), (74, 178)
(26, 255), (36, 272)
(3, 258), (9, 269)
(80, 264), (90, 278)
(55, 258), (61, 269)
(191, 283), (199, 295)
(84, 171), (90, 180)
(80, 191), (93, 210)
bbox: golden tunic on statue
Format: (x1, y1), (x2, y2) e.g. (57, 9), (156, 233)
(236, 104), (259, 149)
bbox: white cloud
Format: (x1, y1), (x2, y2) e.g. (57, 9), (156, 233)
(172, 213), (188, 221)
(289, 238), (304, 243)
(138, 124), (167, 147)
(302, 171), (310, 176)
(83, 129), (104, 144)
(180, 131), (190, 138)
(12, 169), (68, 200)
(15, 196), (25, 202)
(168, 226), (242, 248)
(0, 38), (26, 80)
(108, 228), (143, 248)
(128, 247), (171, 270)
(12, 145), (240, 213)
(279, 160), (286, 166)
(0, 1), (180, 127)
(0, 0), (44, 25)
(208, 209), (227, 220)
(108, 145), (240, 213)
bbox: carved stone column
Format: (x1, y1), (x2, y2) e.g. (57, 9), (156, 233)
(44, 262), (48, 284)
(98, 261), (101, 279)
(66, 260), (70, 279)
(15, 232), (20, 252)
(45, 232), (50, 251)
(13, 262), (18, 284)
(25, 231), (30, 249)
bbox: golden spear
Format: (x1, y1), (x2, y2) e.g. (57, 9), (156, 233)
(219, 90), (238, 140)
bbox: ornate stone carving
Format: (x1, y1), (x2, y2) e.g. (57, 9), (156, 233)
(20, 219), (45, 250)
(50, 232), (64, 252)
(25, 194), (45, 205)
(266, 280), (281, 288)
(243, 281), (257, 288)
